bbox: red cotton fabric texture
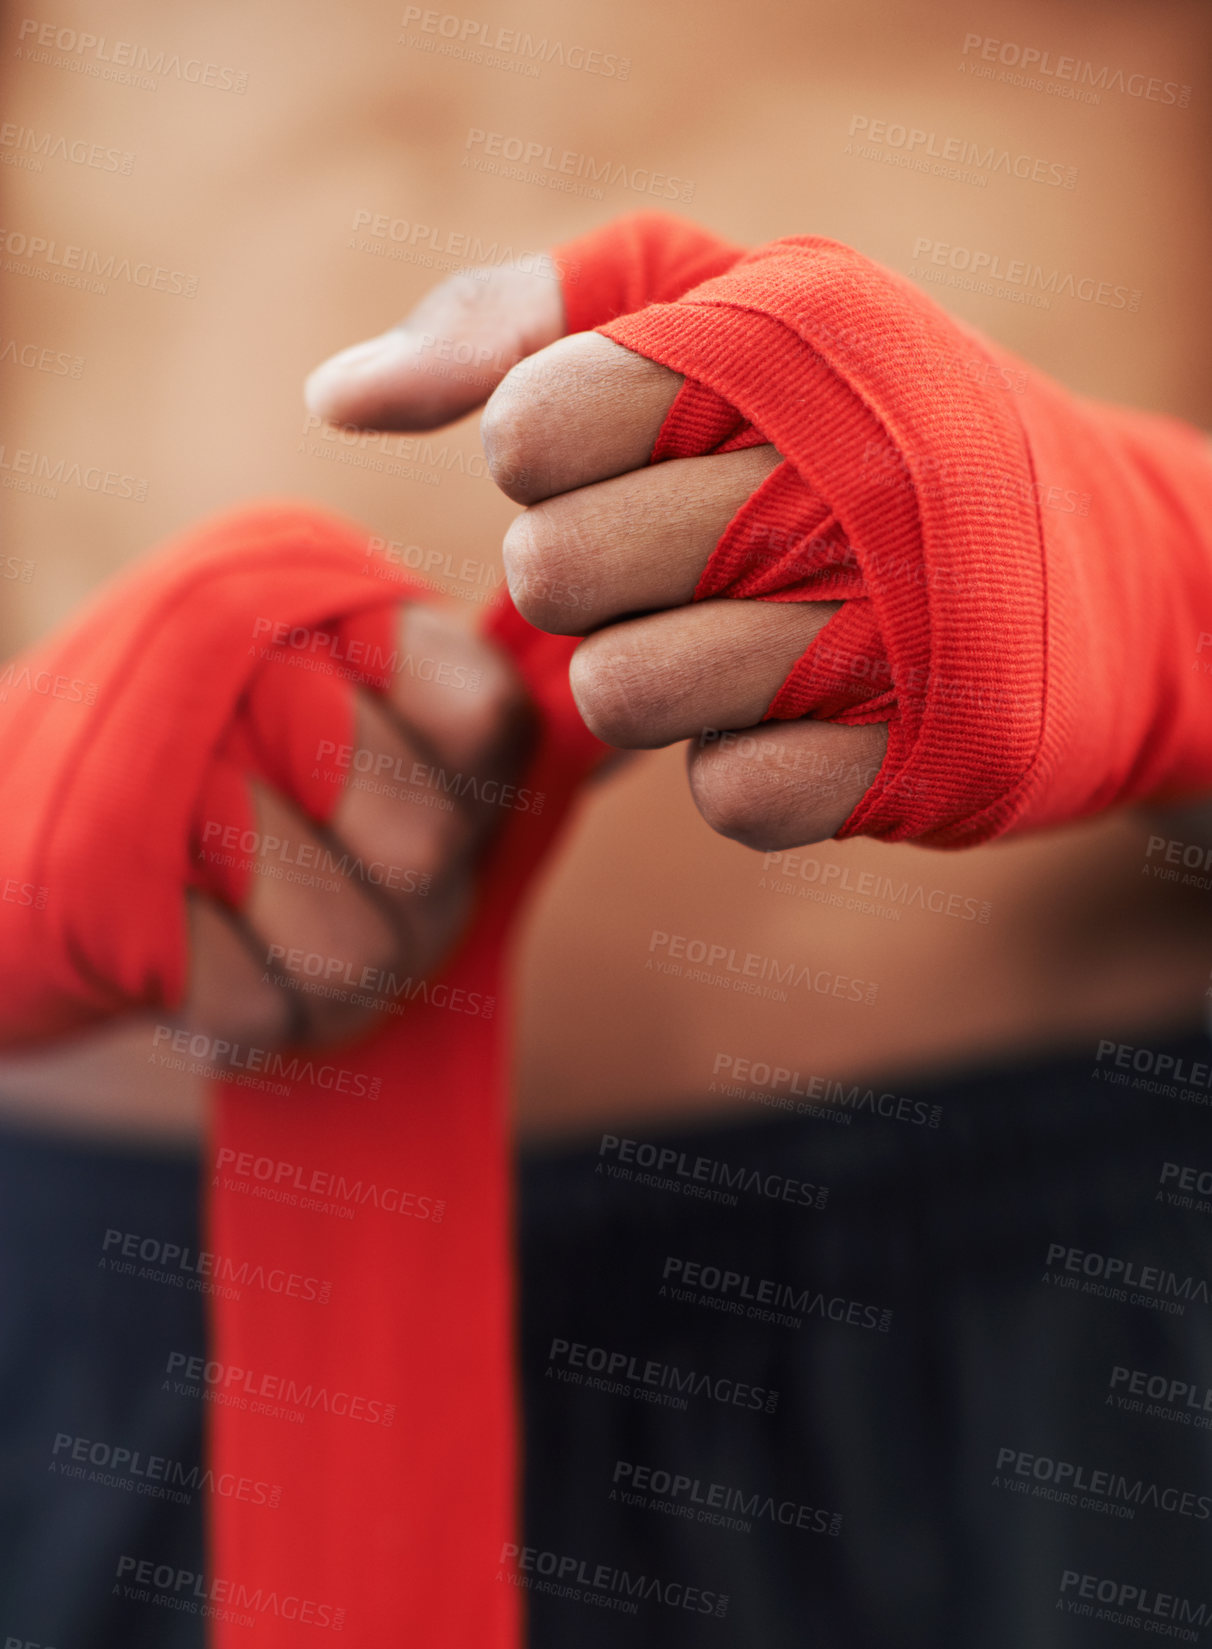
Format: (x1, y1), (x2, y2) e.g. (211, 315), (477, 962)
(557, 213), (1212, 846)
(0, 502), (598, 1645)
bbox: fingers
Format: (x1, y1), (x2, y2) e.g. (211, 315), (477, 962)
(180, 894), (296, 1045)
(304, 264), (565, 432)
(237, 781), (406, 1045)
(468, 281), (886, 851)
(184, 603), (534, 1049)
(504, 446), (782, 633)
(480, 321), (883, 850)
(482, 333), (683, 503)
(383, 602), (534, 778)
(188, 776), (411, 1049)
(569, 600), (840, 749)
(687, 719), (890, 850)
(326, 690), (478, 952)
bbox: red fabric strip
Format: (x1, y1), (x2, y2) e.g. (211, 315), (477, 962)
(0, 502), (598, 1644)
(556, 215), (1212, 846)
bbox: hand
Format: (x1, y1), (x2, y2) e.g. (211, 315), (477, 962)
(184, 600), (533, 1048)
(481, 336), (887, 848)
(0, 593), (522, 1110)
(306, 253), (886, 853)
(305, 264), (567, 434)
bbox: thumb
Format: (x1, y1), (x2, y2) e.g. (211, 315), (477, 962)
(304, 261), (565, 433)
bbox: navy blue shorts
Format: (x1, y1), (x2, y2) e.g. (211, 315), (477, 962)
(518, 1029), (1212, 1647)
(3, 1025), (1211, 1647)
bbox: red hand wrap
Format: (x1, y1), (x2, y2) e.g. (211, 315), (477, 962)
(558, 213), (1212, 846)
(0, 502), (598, 1646)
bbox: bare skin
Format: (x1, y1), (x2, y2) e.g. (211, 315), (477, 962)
(1, 0), (1210, 1144)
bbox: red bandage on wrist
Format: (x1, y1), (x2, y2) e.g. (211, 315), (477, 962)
(0, 503), (597, 1645)
(557, 213), (1212, 846)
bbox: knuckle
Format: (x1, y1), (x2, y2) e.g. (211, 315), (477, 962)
(687, 747), (794, 851)
(300, 898), (403, 983)
(317, 908), (408, 1026)
(500, 512), (546, 618)
(503, 502), (592, 632)
(568, 632), (659, 747)
(435, 269), (496, 313)
(398, 604), (519, 725)
(457, 643), (530, 755)
(480, 361), (547, 500)
(348, 907), (407, 981)
(470, 637), (528, 721)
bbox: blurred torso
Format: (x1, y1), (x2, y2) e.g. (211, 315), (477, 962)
(2, 0), (1210, 1142)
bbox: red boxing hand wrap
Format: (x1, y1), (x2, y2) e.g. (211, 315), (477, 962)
(0, 503), (598, 1646)
(557, 214), (1212, 847)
